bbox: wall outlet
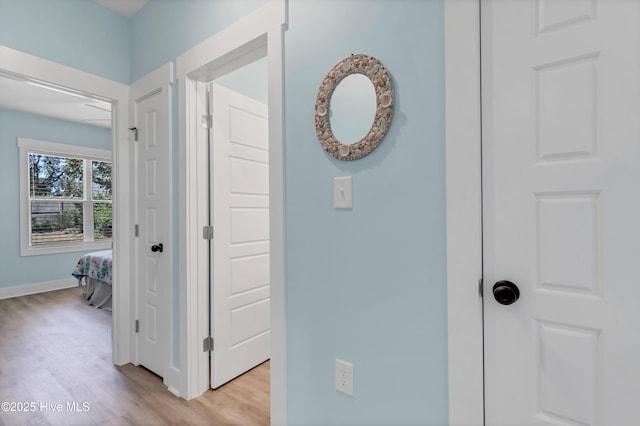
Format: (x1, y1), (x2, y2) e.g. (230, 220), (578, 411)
(335, 358), (354, 396)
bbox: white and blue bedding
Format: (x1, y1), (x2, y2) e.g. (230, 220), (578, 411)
(72, 250), (112, 310)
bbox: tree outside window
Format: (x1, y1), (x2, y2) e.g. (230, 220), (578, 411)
(18, 138), (112, 256)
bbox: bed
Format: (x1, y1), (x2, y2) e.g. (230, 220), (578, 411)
(71, 250), (112, 311)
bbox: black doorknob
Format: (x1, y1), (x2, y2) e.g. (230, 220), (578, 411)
(151, 243), (163, 253)
(493, 280), (520, 305)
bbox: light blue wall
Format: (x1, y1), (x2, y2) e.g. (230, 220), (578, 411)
(0, 108), (112, 288)
(284, 1), (447, 424)
(129, 0), (268, 82)
(0, 0), (130, 83)
(215, 57), (268, 104)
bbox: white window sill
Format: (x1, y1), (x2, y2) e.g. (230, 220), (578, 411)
(21, 240), (112, 257)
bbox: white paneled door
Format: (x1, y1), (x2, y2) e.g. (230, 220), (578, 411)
(135, 91), (170, 377)
(209, 83), (270, 389)
(482, 1), (640, 424)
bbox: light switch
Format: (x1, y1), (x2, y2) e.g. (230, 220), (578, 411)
(334, 176), (352, 209)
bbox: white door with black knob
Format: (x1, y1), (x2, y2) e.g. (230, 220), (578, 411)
(483, 0), (640, 424)
(134, 90), (170, 378)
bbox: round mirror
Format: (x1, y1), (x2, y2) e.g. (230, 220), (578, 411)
(330, 73), (377, 145)
(315, 54), (394, 161)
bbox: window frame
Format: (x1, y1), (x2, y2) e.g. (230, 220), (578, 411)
(18, 138), (112, 256)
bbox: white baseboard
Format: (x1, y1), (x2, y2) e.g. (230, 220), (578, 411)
(165, 366), (183, 398)
(0, 278), (78, 300)
(167, 386), (181, 398)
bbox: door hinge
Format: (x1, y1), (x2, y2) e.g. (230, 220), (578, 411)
(135, 319), (139, 333)
(479, 278), (484, 298)
(202, 225), (214, 240)
(128, 127), (138, 141)
(203, 336), (214, 352)
(201, 114), (212, 129)
(135, 224), (139, 237)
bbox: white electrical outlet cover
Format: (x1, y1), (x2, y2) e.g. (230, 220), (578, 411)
(335, 358), (354, 396)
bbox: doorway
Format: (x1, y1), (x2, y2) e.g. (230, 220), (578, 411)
(183, 53), (272, 393)
(0, 45), (132, 367)
(175, 2), (286, 422)
(207, 59), (271, 389)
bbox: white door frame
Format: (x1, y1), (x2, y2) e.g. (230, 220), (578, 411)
(129, 62), (179, 392)
(0, 45), (133, 366)
(175, 1), (287, 424)
(445, 1), (484, 425)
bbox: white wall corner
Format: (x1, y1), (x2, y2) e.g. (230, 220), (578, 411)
(267, 24), (287, 426)
(445, 1), (484, 425)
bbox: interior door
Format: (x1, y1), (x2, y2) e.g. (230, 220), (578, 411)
(483, 1), (640, 424)
(209, 83), (270, 389)
(134, 91), (170, 377)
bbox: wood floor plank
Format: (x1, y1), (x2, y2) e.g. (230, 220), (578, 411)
(0, 287), (269, 426)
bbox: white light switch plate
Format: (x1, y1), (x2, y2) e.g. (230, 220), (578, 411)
(334, 176), (352, 209)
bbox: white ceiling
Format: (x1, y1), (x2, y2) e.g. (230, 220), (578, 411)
(95, 0), (149, 18)
(0, 74), (112, 128)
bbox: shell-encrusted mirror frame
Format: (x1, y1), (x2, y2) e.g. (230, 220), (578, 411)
(315, 54), (394, 161)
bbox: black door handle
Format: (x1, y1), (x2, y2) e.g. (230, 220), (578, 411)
(151, 243), (163, 253)
(493, 280), (520, 305)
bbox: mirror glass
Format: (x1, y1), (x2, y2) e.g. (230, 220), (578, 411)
(330, 73), (376, 145)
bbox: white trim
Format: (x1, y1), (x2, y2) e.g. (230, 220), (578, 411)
(129, 62), (179, 393)
(177, 78), (210, 400)
(445, 1), (484, 425)
(131, 62), (175, 101)
(19, 242), (112, 257)
(178, 76), (200, 399)
(0, 45), (132, 367)
(176, 1), (287, 424)
(17, 138), (112, 160)
(0, 278), (77, 300)
(266, 24), (287, 426)
(167, 385), (181, 398)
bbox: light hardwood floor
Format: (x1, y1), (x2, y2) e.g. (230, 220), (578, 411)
(0, 287), (269, 426)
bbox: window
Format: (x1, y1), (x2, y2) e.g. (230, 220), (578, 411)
(18, 138), (112, 256)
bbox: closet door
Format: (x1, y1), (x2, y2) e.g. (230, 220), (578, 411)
(134, 88), (170, 378)
(482, 1), (640, 424)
